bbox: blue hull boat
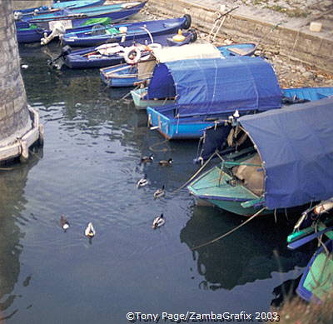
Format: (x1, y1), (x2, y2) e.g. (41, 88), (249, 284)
(19, 2), (146, 26)
(100, 64), (140, 87)
(282, 87), (333, 102)
(16, 17), (113, 44)
(60, 29), (197, 69)
(146, 56), (282, 140)
(61, 14), (192, 47)
(16, 23), (52, 43)
(13, 0), (105, 17)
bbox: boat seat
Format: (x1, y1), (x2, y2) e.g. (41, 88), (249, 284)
(228, 47), (251, 56)
(232, 153), (264, 196)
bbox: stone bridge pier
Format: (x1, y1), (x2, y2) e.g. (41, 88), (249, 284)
(0, 0), (44, 164)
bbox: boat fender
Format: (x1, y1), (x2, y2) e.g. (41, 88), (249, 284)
(172, 30), (186, 42)
(182, 14), (192, 30)
(124, 46), (141, 64)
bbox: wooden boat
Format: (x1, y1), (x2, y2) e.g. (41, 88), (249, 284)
(187, 97), (333, 216)
(217, 42), (257, 57)
(59, 29), (197, 69)
(195, 86), (333, 162)
(282, 87), (333, 103)
(16, 17), (112, 44)
(100, 64), (141, 87)
(13, 0), (105, 17)
(146, 56), (281, 139)
(101, 42), (256, 89)
(61, 14), (192, 47)
(286, 199), (333, 302)
(18, 1), (146, 26)
(297, 239), (333, 302)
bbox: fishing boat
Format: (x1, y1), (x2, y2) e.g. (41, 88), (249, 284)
(16, 17), (112, 44)
(282, 87), (333, 103)
(100, 63), (142, 87)
(58, 29), (197, 69)
(286, 199), (333, 302)
(101, 42), (220, 88)
(195, 86), (333, 162)
(13, 0), (105, 17)
(101, 42), (256, 89)
(187, 97), (333, 216)
(60, 14), (192, 47)
(217, 42), (257, 57)
(297, 239), (333, 302)
(146, 56), (281, 139)
(17, 1), (146, 25)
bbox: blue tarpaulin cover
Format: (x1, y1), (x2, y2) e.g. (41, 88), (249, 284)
(239, 96), (333, 209)
(147, 56), (282, 117)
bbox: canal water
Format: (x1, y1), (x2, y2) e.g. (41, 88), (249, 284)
(0, 42), (309, 323)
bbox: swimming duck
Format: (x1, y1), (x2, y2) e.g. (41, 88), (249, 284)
(159, 158), (173, 166)
(153, 185), (165, 199)
(84, 222), (96, 238)
(140, 154), (154, 164)
(60, 215), (70, 232)
(152, 213), (165, 229)
(137, 174), (149, 188)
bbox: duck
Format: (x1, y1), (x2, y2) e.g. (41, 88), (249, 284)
(140, 154), (154, 164)
(137, 174), (149, 188)
(152, 213), (165, 229)
(84, 222), (96, 238)
(153, 185), (165, 199)
(158, 158), (173, 166)
(60, 215), (70, 232)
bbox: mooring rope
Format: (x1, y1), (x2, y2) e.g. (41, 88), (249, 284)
(191, 207), (266, 251)
(171, 151), (218, 194)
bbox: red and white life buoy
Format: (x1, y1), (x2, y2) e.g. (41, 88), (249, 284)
(124, 46), (142, 64)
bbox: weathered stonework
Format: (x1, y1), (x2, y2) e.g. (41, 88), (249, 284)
(12, 0), (51, 10)
(0, 0), (43, 162)
(147, 0), (333, 73)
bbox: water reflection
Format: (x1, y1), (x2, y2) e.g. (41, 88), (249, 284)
(180, 205), (309, 290)
(0, 152), (41, 320)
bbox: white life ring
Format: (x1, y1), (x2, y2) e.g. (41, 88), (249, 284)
(124, 46), (142, 64)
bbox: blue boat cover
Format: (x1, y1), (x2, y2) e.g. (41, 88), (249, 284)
(147, 57), (282, 117)
(239, 97), (333, 209)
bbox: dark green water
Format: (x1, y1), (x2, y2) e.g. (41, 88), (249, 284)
(0, 42), (308, 323)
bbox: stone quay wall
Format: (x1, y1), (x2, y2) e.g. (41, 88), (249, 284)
(146, 0), (333, 73)
(11, 0), (51, 10)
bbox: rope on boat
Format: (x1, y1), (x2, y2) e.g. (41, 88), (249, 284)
(171, 151), (218, 194)
(191, 207), (267, 251)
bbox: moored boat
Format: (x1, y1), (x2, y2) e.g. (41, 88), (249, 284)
(18, 1), (146, 25)
(59, 29), (197, 69)
(13, 0), (105, 17)
(286, 199), (333, 302)
(146, 56), (281, 139)
(187, 97), (333, 216)
(60, 14), (192, 47)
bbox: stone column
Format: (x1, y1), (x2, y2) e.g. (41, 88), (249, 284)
(0, 0), (43, 163)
